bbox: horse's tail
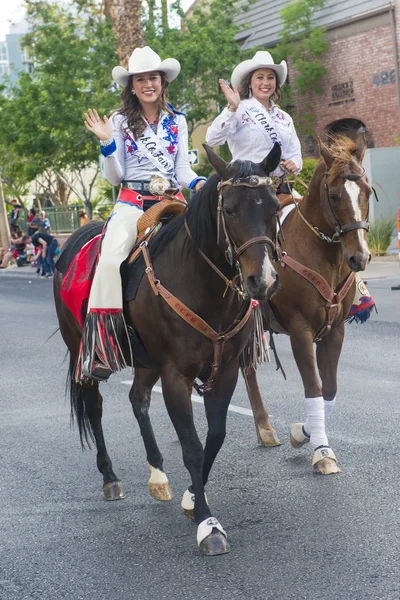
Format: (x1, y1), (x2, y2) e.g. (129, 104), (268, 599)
(67, 356), (95, 448)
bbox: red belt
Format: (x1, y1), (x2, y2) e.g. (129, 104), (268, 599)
(117, 187), (186, 208)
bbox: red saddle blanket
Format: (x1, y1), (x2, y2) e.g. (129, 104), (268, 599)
(60, 234), (102, 327)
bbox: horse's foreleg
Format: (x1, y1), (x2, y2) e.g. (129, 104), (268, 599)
(289, 328), (340, 475)
(242, 365), (281, 447)
(129, 367), (172, 502)
(316, 323), (344, 406)
(181, 360), (239, 524)
(79, 381), (126, 500)
(161, 366), (229, 556)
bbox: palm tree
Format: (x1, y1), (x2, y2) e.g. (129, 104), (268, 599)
(103, 0), (144, 67)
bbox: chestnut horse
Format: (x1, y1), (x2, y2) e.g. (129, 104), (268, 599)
(53, 144), (281, 555)
(245, 133), (372, 474)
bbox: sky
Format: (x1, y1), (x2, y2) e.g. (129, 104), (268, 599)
(0, 0), (194, 41)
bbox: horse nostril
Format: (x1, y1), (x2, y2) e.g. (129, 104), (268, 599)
(368, 253), (372, 264)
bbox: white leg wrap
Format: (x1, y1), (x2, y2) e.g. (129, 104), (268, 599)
(148, 465), (168, 485)
(181, 488), (208, 511)
(304, 396), (329, 449)
(324, 396), (336, 420)
(197, 517), (226, 546)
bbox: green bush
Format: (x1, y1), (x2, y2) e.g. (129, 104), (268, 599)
(293, 157), (319, 195)
(368, 216), (397, 256)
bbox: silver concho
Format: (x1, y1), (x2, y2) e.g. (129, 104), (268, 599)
(148, 176), (170, 196)
(248, 175), (260, 186)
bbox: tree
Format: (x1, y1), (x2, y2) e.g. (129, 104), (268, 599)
(0, 0), (119, 217)
(103, 0), (144, 67)
(274, 0), (328, 135)
(145, 0), (256, 135)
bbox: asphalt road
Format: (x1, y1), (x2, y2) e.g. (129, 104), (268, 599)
(0, 266), (399, 600)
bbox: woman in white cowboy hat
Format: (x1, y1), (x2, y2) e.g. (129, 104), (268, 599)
(206, 50), (302, 178)
(81, 46), (206, 381)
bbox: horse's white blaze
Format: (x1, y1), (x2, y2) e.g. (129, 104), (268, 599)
(344, 180), (368, 251)
(148, 465), (168, 484)
(262, 247), (276, 288)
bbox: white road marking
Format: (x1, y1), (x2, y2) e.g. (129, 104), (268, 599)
(121, 381), (261, 417)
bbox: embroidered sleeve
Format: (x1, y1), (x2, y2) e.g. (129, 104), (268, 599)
(103, 114), (126, 186)
(283, 119), (303, 174)
(174, 116), (199, 188)
(205, 107), (238, 146)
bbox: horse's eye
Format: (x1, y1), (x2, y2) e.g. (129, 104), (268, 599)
(224, 206), (235, 217)
(329, 194), (340, 202)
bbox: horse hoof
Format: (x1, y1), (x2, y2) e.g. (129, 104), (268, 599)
(103, 481), (127, 501)
(290, 423), (310, 448)
(199, 530), (230, 556)
(183, 508), (196, 522)
(312, 447), (341, 475)
(258, 427), (281, 447)
(149, 482), (173, 501)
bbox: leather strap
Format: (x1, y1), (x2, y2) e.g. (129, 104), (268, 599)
(235, 236), (275, 258)
(140, 243), (254, 392)
(280, 254), (356, 340)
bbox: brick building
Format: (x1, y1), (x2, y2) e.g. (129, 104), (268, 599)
(234, 0), (400, 156)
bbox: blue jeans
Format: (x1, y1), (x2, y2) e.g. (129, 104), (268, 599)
(45, 239), (58, 274)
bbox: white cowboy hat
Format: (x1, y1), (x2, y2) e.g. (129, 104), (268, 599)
(112, 46), (181, 88)
(231, 51), (287, 88)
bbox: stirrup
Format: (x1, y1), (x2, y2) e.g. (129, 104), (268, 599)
(82, 359), (112, 382)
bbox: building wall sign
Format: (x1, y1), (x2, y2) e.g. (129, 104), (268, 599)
(372, 69), (396, 86)
(329, 79), (355, 107)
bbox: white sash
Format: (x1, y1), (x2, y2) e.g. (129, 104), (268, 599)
(134, 117), (178, 186)
(244, 103), (283, 149)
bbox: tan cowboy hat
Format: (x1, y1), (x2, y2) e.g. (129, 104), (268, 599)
(231, 51), (287, 88)
(112, 46), (181, 88)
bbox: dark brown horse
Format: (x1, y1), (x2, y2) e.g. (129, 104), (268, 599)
(245, 133), (372, 474)
(53, 144), (281, 555)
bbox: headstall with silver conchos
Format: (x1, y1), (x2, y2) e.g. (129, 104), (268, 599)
(216, 175), (277, 269)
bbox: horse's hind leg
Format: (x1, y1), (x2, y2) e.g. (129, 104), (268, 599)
(241, 365), (281, 447)
(129, 367), (172, 501)
(161, 365), (229, 556)
(289, 327), (340, 475)
(70, 364), (126, 500)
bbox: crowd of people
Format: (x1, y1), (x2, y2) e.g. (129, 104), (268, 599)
(0, 201), (59, 278)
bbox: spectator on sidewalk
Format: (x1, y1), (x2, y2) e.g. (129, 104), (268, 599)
(39, 211), (52, 233)
(79, 209), (89, 227)
(8, 199), (23, 234)
(27, 208), (42, 236)
(27, 231), (58, 277)
(0, 231), (28, 268)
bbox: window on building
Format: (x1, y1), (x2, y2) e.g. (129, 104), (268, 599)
(0, 43), (8, 62)
(0, 63), (10, 75)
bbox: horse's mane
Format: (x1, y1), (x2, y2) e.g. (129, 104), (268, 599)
(149, 173), (220, 260)
(326, 134), (359, 180)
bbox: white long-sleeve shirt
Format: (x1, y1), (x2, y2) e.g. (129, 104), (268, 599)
(104, 111), (199, 188)
(206, 98), (302, 177)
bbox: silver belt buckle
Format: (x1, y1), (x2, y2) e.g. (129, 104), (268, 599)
(148, 176), (170, 196)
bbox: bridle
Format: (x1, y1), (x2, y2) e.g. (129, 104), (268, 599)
(290, 167), (375, 244)
(217, 174), (278, 263)
(185, 173), (279, 301)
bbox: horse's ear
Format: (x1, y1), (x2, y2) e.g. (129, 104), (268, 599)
(354, 131), (367, 163)
(318, 138), (334, 168)
(203, 144), (229, 179)
(259, 142), (282, 174)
